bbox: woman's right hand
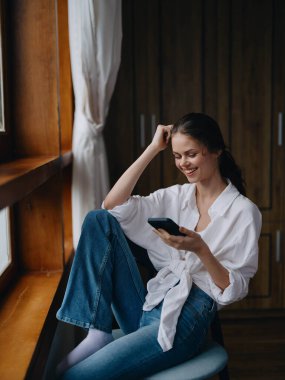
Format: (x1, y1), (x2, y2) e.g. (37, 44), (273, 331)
(150, 124), (172, 152)
(104, 125), (172, 210)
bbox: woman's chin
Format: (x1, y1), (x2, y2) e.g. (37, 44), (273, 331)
(186, 175), (198, 183)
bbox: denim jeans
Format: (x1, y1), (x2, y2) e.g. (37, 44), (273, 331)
(56, 210), (217, 380)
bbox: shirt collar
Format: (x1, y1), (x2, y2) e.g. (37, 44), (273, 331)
(182, 180), (240, 217)
(181, 184), (196, 210)
(208, 180), (240, 217)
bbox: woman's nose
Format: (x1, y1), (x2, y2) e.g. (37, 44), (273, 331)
(180, 156), (188, 168)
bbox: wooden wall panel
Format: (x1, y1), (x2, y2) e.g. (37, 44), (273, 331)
(248, 234), (270, 297)
(104, 0), (135, 187)
(271, 0), (285, 225)
(57, 0), (73, 153)
(8, 0), (60, 156)
(161, 0), (203, 120)
(161, 0), (203, 188)
(62, 166), (73, 263)
(133, 0), (161, 195)
(15, 175), (64, 272)
(231, 0), (272, 209)
(204, 0), (230, 146)
(274, 0), (285, 308)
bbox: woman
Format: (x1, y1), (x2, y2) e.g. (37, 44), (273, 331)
(56, 113), (262, 379)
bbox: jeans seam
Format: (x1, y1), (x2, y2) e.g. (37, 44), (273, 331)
(112, 232), (146, 306)
(91, 241), (113, 331)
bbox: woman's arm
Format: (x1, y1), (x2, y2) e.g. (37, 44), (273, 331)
(104, 125), (172, 210)
(194, 242), (230, 290)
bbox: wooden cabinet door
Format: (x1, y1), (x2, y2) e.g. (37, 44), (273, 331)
(133, 0), (161, 196)
(228, 0), (284, 308)
(274, 0), (285, 307)
(104, 0), (135, 186)
(160, 0), (204, 188)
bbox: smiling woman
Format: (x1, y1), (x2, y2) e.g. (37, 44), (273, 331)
(55, 112), (261, 379)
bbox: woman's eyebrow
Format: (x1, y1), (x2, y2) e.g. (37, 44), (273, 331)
(172, 148), (198, 154)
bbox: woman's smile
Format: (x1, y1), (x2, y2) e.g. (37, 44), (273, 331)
(183, 167), (198, 176)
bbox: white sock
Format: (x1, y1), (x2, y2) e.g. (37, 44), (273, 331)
(56, 329), (114, 376)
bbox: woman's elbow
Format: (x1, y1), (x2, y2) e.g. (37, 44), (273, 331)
(102, 199), (112, 210)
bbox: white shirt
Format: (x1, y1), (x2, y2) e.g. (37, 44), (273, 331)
(102, 181), (262, 351)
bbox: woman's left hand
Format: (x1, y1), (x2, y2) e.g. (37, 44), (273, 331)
(153, 226), (208, 257)
(154, 226), (230, 290)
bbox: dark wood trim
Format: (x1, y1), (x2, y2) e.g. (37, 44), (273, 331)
(220, 308), (285, 320)
(0, 153), (72, 209)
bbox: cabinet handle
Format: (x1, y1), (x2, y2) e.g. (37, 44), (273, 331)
(276, 230), (281, 263)
(278, 112), (283, 146)
(140, 114), (145, 149)
(151, 114), (156, 137)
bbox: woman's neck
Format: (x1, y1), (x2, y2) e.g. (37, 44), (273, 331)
(195, 175), (228, 203)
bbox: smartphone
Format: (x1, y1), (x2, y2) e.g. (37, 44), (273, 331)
(147, 217), (186, 236)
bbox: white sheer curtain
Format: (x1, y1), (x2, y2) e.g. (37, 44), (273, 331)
(68, 0), (122, 247)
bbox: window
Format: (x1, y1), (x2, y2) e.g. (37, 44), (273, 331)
(0, 0), (11, 161)
(0, 5), (4, 133)
(0, 207), (11, 275)
(0, 2), (5, 133)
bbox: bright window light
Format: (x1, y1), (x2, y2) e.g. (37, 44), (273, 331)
(0, 207), (12, 276)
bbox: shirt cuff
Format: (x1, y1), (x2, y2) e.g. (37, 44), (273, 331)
(207, 269), (249, 306)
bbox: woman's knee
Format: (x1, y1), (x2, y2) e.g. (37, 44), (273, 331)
(82, 209), (116, 232)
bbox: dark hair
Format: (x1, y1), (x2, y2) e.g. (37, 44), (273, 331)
(171, 112), (246, 196)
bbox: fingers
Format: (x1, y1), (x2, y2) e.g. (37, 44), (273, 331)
(152, 226), (202, 253)
(153, 228), (184, 250)
(179, 226), (198, 237)
(150, 124), (173, 151)
(153, 228), (173, 241)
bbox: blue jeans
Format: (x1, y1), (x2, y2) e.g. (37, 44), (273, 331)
(56, 210), (217, 379)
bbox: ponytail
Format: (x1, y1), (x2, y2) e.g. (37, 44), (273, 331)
(219, 150), (246, 196)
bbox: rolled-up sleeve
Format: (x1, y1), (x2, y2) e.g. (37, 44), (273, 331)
(208, 211), (261, 306)
(209, 267), (251, 305)
(101, 189), (167, 249)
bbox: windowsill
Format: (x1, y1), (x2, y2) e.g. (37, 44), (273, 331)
(0, 152), (73, 209)
(0, 271), (62, 379)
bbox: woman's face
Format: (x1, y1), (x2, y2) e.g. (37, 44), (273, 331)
(171, 132), (220, 184)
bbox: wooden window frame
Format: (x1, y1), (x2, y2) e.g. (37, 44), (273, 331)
(0, 0), (74, 378)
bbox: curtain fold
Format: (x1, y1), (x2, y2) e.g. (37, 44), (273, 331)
(68, 0), (122, 247)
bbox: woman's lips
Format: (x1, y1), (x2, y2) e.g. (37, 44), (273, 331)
(184, 168), (198, 176)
